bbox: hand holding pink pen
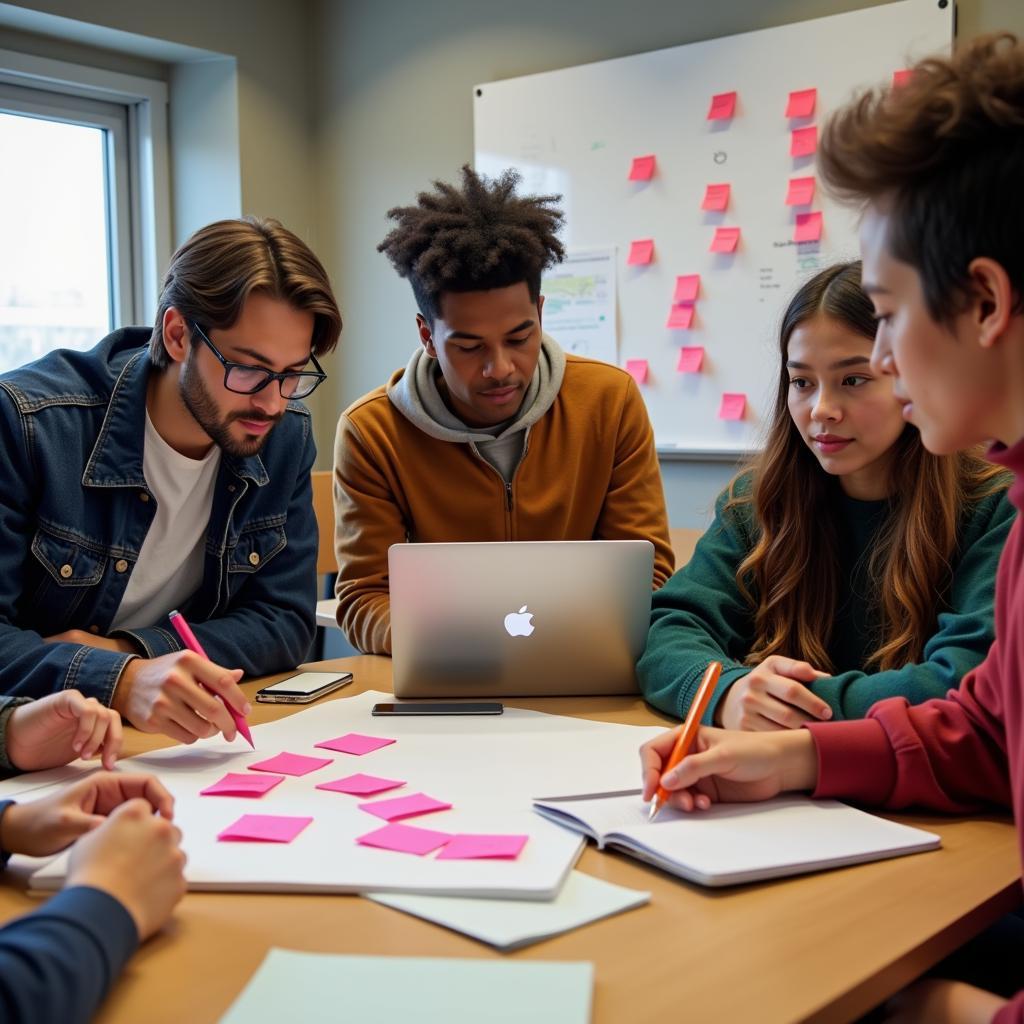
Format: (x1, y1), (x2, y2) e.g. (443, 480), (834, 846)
(167, 610), (255, 749)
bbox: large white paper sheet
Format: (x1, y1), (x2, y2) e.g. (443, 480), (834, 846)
(28, 691), (663, 899)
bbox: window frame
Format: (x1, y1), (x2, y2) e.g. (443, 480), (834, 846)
(0, 47), (170, 327)
(0, 84), (133, 329)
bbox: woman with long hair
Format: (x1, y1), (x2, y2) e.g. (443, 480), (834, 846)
(638, 261), (1014, 729)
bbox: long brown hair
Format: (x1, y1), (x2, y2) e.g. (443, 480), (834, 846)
(726, 261), (1004, 672)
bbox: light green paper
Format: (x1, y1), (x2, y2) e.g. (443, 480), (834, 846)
(219, 949), (593, 1024)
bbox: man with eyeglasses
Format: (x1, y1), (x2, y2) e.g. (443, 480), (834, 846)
(0, 217), (342, 744)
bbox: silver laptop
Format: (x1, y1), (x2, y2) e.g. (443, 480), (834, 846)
(389, 540), (654, 698)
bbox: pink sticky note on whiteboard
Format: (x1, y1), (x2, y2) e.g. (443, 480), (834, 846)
(248, 752), (332, 777)
(677, 346), (705, 373)
(625, 359), (649, 384)
(785, 177), (816, 206)
(315, 733), (396, 756)
(316, 773), (405, 796)
(436, 834), (530, 860)
(710, 227), (740, 253)
(791, 126), (818, 157)
(794, 211), (823, 243)
(785, 88), (817, 118)
(701, 183), (730, 211)
(357, 823), (452, 856)
(358, 792), (452, 821)
(628, 154), (656, 181)
(707, 91), (737, 120)
(201, 772), (285, 798)
(673, 274), (700, 304)
(892, 69), (913, 88)
(218, 814), (313, 843)
(718, 393), (747, 421)
(666, 305), (695, 330)
(627, 239), (654, 265)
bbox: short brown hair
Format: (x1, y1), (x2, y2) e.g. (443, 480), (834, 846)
(819, 33), (1024, 322)
(150, 217), (342, 368)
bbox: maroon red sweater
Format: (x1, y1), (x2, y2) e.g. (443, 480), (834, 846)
(806, 437), (1024, 1021)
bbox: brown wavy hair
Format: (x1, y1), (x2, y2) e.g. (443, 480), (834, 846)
(726, 262), (1005, 672)
(819, 32), (1024, 322)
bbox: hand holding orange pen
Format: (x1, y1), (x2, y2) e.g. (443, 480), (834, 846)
(648, 660), (722, 821)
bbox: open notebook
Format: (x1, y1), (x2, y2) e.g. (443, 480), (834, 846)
(533, 790), (940, 887)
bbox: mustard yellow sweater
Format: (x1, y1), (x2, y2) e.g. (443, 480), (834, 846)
(333, 354), (674, 654)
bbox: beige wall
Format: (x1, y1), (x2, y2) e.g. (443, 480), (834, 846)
(3, 0), (316, 238)
(310, 0), (1024, 524)
(6, 1), (1024, 521)
(1, 0), (335, 439)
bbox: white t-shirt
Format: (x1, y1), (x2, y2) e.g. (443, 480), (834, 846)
(111, 413), (222, 631)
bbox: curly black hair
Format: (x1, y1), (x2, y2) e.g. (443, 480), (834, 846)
(377, 164), (566, 321)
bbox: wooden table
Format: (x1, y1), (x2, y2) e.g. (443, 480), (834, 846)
(2, 655), (1019, 1024)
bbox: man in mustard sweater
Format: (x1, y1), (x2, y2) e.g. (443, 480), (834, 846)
(333, 166), (674, 655)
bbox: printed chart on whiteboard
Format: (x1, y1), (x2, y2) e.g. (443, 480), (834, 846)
(474, 0), (952, 456)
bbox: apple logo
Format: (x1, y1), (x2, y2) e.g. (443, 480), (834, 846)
(504, 604), (535, 638)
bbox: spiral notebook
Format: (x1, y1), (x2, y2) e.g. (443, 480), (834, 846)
(532, 790), (940, 887)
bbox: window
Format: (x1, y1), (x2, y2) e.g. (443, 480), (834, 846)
(0, 50), (169, 374)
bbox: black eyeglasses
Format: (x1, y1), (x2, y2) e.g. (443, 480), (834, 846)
(190, 322), (327, 400)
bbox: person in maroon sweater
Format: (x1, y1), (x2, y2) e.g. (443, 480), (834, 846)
(640, 33), (1024, 1024)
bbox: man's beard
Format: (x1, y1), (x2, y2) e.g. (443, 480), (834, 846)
(179, 355), (281, 459)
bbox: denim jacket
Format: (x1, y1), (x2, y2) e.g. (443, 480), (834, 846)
(0, 329), (318, 705)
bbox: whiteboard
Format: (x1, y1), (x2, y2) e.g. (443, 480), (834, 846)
(474, 0), (953, 456)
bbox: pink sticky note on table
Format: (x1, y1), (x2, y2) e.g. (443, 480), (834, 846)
(893, 69), (913, 88)
(701, 183), (730, 211)
(794, 211), (823, 243)
(791, 126), (818, 157)
(677, 346), (705, 373)
(625, 359), (649, 384)
(718, 393), (747, 421)
(357, 823), (452, 856)
(627, 239), (654, 265)
(217, 814), (313, 843)
(247, 752), (333, 777)
(316, 773), (405, 796)
(673, 274), (700, 304)
(707, 91), (737, 120)
(358, 792), (453, 821)
(785, 176), (816, 206)
(315, 733), (396, 756)
(628, 154), (656, 181)
(436, 834), (530, 860)
(666, 305), (695, 330)
(785, 88), (817, 118)
(710, 227), (740, 253)
(200, 772), (286, 798)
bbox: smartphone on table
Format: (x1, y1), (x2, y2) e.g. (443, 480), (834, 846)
(371, 702), (503, 716)
(255, 671), (353, 704)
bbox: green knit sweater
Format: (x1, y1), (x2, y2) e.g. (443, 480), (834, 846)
(637, 475), (1016, 724)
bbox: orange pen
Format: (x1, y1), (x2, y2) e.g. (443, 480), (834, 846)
(648, 660), (722, 821)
